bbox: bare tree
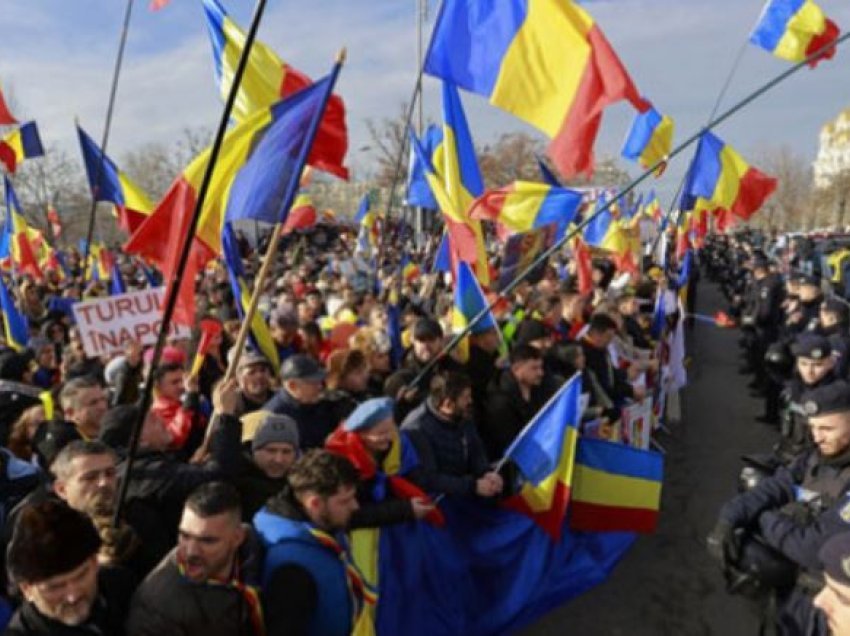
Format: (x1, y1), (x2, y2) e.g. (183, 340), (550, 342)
(752, 144), (813, 231)
(122, 126), (213, 201)
(365, 102), (415, 189)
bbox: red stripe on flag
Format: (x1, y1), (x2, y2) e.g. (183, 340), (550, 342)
(502, 481), (571, 541)
(569, 500), (659, 533)
(0, 88), (16, 125)
(805, 18), (840, 67)
(547, 25), (648, 179)
(0, 142), (17, 173)
(278, 64), (349, 180)
(731, 166), (777, 220)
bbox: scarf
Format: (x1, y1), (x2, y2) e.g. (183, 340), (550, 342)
(307, 526), (378, 630)
(176, 554), (264, 636)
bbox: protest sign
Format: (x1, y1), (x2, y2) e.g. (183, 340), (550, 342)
(73, 287), (191, 358)
(622, 398), (653, 449)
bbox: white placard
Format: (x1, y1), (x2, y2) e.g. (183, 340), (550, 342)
(73, 288), (191, 358)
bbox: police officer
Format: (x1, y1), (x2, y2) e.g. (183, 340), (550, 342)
(708, 380), (850, 634)
(742, 254), (785, 423)
(819, 297), (850, 378)
(814, 532), (850, 635)
(786, 273), (824, 336)
(774, 334), (840, 463)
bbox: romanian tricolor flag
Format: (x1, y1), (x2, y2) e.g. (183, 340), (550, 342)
(451, 261), (498, 362)
(621, 105), (674, 176)
(401, 256), (420, 283)
(680, 131), (777, 221)
(0, 276), (28, 351)
(582, 193), (614, 247)
(87, 241), (115, 284)
(190, 317), (222, 377)
(126, 69), (340, 325)
(0, 84), (16, 125)
(282, 193), (317, 235)
(222, 222), (280, 372)
(503, 373), (582, 540)
(570, 438), (663, 533)
(202, 0), (348, 178)
(405, 125), (440, 209)
(750, 0), (840, 67)
(77, 125), (154, 234)
(424, 0), (648, 178)
(408, 128), (482, 283)
(0, 122), (44, 174)
(469, 182), (583, 240)
(643, 189), (662, 222)
(2, 178), (43, 280)
(354, 195), (380, 256)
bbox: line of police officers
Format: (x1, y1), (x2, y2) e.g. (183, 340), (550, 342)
(704, 235), (850, 635)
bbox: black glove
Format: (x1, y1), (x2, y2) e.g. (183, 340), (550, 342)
(706, 521), (740, 567)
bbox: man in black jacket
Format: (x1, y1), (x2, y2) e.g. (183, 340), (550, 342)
(580, 313), (644, 409)
(99, 379), (243, 560)
(4, 500), (134, 635)
(482, 345), (557, 461)
(401, 372), (502, 499)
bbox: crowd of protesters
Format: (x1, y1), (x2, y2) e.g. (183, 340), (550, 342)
(0, 220), (688, 635)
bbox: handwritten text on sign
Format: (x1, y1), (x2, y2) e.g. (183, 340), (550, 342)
(73, 288), (191, 358)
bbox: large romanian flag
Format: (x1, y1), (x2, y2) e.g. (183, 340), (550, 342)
(570, 438), (663, 533)
(0, 122), (43, 174)
(503, 373), (582, 540)
(202, 0), (348, 178)
(424, 0), (648, 178)
(125, 72), (341, 325)
(77, 125), (154, 234)
(680, 131), (777, 221)
(750, 0), (840, 67)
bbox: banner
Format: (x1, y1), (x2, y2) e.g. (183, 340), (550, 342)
(72, 287), (190, 357)
(498, 224), (557, 292)
(622, 398), (653, 449)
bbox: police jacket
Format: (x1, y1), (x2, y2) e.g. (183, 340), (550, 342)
(720, 446), (850, 571)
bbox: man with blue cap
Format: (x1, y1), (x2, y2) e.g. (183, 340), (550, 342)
(325, 397), (440, 528)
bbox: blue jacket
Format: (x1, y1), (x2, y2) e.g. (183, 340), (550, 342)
(254, 506), (353, 636)
(720, 447), (850, 571)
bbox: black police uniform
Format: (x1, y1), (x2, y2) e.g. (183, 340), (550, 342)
(710, 381), (850, 635)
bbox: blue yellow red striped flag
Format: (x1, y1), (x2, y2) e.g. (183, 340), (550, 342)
(570, 437), (663, 533)
(750, 0), (839, 67)
(0, 122), (43, 174)
(424, 0), (647, 178)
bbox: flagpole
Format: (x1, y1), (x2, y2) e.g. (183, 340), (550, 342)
(648, 38), (750, 262)
(404, 30), (850, 393)
(112, 0), (272, 528)
(81, 0), (136, 283)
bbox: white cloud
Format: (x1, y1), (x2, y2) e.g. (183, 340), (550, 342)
(0, 0), (848, 210)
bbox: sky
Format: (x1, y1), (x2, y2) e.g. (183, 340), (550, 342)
(1, 0), (850, 209)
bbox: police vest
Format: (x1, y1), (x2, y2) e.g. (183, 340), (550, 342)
(790, 452), (850, 518)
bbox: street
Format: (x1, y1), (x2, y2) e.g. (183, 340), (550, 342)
(525, 283), (777, 635)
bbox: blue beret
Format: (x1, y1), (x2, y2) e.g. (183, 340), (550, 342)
(344, 398), (395, 432)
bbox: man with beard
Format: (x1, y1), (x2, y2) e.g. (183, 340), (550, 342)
(254, 450), (367, 635)
(401, 372), (502, 499)
(4, 500), (134, 635)
(231, 350), (275, 418)
(126, 482), (263, 636)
